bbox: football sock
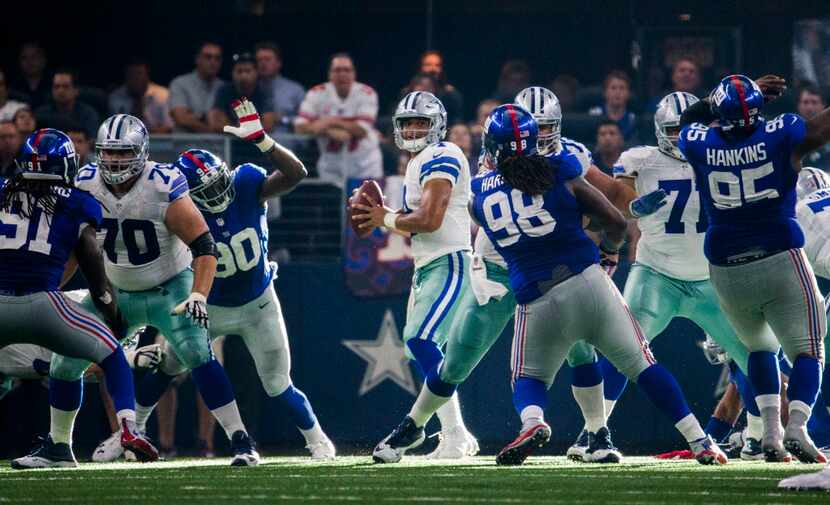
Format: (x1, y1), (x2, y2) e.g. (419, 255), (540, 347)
(275, 385), (317, 431)
(410, 385), (450, 427)
(675, 413), (706, 443)
(787, 356), (821, 409)
(406, 339), (443, 378)
(48, 378), (83, 445)
(571, 384), (606, 433)
(426, 364), (457, 398)
(299, 422), (326, 445)
(520, 405), (545, 431)
(604, 399), (617, 420)
(98, 349), (136, 414)
(599, 355), (629, 402)
(747, 351), (780, 396)
(788, 401), (812, 429)
(135, 404), (155, 432)
(704, 416), (733, 443)
(635, 364), (692, 423)
(191, 360), (246, 439)
(136, 371), (176, 410)
(513, 377), (547, 418)
(209, 401), (246, 439)
(756, 393), (783, 440)
(730, 365), (761, 416)
(746, 413), (763, 441)
(436, 393), (464, 431)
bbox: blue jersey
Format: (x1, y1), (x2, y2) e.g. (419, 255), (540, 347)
(0, 186), (102, 292)
(470, 152), (598, 304)
(204, 163), (273, 307)
(679, 114), (807, 264)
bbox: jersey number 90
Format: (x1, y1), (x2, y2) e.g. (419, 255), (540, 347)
(216, 228), (262, 278)
(481, 189), (556, 247)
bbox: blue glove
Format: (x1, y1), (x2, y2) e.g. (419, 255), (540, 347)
(629, 189), (668, 218)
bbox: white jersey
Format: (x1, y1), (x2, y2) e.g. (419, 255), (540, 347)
(75, 161), (193, 291)
(295, 81), (382, 186)
(613, 146), (708, 281)
(475, 231), (506, 268)
(0, 344), (52, 380)
(559, 137), (592, 177)
(797, 189), (830, 279)
(403, 141), (471, 268)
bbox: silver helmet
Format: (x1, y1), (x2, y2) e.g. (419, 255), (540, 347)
(796, 167), (830, 200)
(514, 86), (562, 155)
(95, 114), (149, 185)
(655, 92), (699, 160)
(393, 91), (447, 153)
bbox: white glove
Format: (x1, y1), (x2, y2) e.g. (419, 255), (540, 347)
(171, 292), (209, 329)
(125, 344), (164, 371)
(469, 255), (509, 306)
(223, 98), (276, 152)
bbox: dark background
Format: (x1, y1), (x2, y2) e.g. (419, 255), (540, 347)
(3, 0), (830, 117)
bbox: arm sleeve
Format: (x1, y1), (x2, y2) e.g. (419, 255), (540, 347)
(78, 193), (103, 229)
(238, 163), (268, 201)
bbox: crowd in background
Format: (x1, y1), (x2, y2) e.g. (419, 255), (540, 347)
(4, 40), (829, 189)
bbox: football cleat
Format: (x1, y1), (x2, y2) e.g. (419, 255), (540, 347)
(763, 433), (792, 463)
(778, 465), (830, 490)
(307, 436), (336, 460)
(92, 430), (124, 462)
(230, 431), (261, 467)
(566, 429), (589, 462)
(690, 435), (728, 465)
(784, 425), (828, 464)
(373, 416), (425, 464)
(496, 422), (551, 466)
(11, 435), (78, 469)
(426, 425), (479, 459)
(740, 437), (765, 461)
(586, 427), (622, 463)
(120, 419), (159, 463)
(654, 449), (694, 460)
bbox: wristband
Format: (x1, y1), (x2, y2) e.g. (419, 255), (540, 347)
(255, 135), (276, 153)
(383, 212), (399, 230)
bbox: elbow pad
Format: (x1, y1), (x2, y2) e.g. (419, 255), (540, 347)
(189, 232), (218, 259)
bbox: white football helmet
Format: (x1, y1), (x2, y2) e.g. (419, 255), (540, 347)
(796, 166), (830, 200)
(393, 92), (447, 153)
(655, 92), (699, 161)
(95, 114), (149, 185)
(514, 86), (561, 155)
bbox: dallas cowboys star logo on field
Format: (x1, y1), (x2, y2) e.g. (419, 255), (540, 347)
(343, 309), (417, 396)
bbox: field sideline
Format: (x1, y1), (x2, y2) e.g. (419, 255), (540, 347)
(0, 456), (828, 504)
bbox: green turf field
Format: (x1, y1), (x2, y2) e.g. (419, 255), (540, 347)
(0, 456), (828, 504)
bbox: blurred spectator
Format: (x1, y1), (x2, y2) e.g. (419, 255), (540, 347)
(9, 43), (50, 110)
(492, 60), (531, 103)
(255, 42), (305, 134)
(0, 70), (26, 122)
(109, 61), (172, 133)
(209, 53), (275, 133)
(12, 107), (36, 137)
(169, 41), (224, 133)
(592, 119), (624, 175)
(35, 69), (99, 138)
(469, 99), (499, 141)
(588, 70), (637, 141)
(63, 121), (92, 166)
(798, 85), (830, 171)
(390, 73), (438, 116)
(793, 19), (830, 88)
(0, 121), (22, 177)
(671, 58), (702, 94)
(419, 50), (464, 122)
(551, 74), (579, 112)
(448, 123), (476, 168)
(294, 53), (382, 186)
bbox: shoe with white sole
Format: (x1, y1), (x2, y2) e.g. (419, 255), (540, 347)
(230, 431), (261, 467)
(690, 435), (728, 465)
(586, 427), (622, 463)
(566, 429), (589, 462)
(779, 465), (830, 490)
(426, 425), (478, 459)
(11, 435), (78, 469)
(373, 416), (425, 464)
(496, 422), (551, 466)
(92, 430), (124, 462)
(307, 436), (336, 460)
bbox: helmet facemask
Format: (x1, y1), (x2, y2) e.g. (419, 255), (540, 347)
(394, 114), (440, 153)
(656, 122), (685, 160)
(189, 162), (236, 213)
(536, 118), (561, 155)
(96, 144), (147, 185)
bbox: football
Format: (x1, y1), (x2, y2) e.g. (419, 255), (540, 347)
(349, 179), (385, 238)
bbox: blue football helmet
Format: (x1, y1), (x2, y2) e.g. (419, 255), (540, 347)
(174, 149), (235, 213)
(710, 75), (764, 131)
(482, 104), (539, 166)
(14, 128), (78, 184)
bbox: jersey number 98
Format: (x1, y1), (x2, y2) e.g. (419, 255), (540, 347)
(481, 189), (556, 247)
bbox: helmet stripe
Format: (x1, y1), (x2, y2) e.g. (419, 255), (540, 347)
(114, 115), (127, 139)
(30, 129), (47, 171)
(183, 150), (211, 175)
(505, 104), (523, 155)
(672, 93), (682, 114)
(730, 76), (752, 129)
(530, 87), (538, 114)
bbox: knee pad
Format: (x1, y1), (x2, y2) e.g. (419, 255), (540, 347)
(167, 336), (212, 371)
(159, 343), (188, 376)
(259, 348), (292, 397)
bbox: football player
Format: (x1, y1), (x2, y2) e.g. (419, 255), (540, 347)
(566, 92), (759, 461)
(169, 98), (335, 459)
(1, 129), (158, 468)
(678, 74), (830, 463)
(353, 91), (478, 462)
(470, 104), (726, 466)
(514, 86), (637, 462)
(16, 115), (259, 468)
